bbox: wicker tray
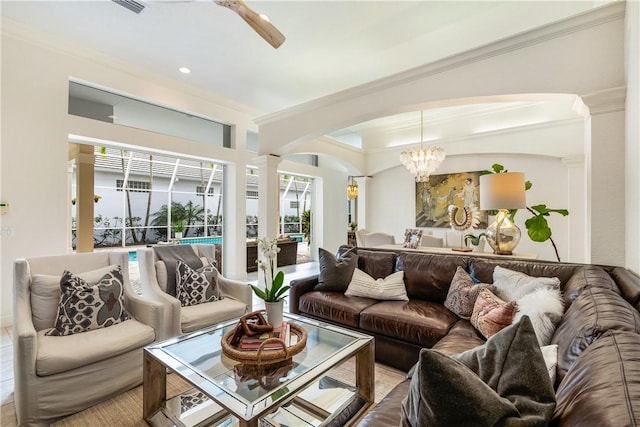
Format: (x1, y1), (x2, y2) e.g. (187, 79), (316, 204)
(221, 322), (307, 366)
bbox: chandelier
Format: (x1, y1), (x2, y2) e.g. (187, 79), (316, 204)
(400, 111), (445, 182)
(347, 176), (358, 200)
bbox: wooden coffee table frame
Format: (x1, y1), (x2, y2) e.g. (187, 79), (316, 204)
(143, 315), (374, 427)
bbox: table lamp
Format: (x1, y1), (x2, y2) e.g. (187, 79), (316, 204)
(479, 172), (526, 255)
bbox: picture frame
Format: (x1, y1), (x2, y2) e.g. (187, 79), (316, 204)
(403, 228), (423, 249)
(415, 171), (488, 229)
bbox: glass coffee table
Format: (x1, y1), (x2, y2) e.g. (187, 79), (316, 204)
(143, 313), (374, 427)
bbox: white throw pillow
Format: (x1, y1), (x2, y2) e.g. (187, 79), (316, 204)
(513, 287), (564, 346)
(493, 266), (561, 301)
(345, 269), (408, 301)
(541, 344), (558, 384)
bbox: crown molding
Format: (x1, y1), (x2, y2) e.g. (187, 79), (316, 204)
(256, 1), (626, 126)
(581, 86), (627, 114)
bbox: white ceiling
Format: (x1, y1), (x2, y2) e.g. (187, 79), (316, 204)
(1, 0), (608, 150)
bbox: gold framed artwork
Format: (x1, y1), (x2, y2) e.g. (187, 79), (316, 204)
(416, 171), (488, 229)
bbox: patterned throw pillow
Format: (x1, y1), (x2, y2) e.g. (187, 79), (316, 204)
(46, 267), (130, 336)
(345, 269), (408, 301)
(176, 261), (221, 307)
(471, 288), (517, 339)
(444, 266), (497, 319)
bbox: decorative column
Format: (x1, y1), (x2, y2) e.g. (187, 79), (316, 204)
(223, 162), (247, 279)
(72, 144), (95, 253)
(254, 154), (282, 289)
(354, 176), (370, 230)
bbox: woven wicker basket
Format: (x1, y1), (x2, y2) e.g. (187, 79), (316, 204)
(221, 322), (308, 366)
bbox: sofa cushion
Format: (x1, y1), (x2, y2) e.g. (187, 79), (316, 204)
(176, 261), (221, 307)
(551, 287), (640, 385)
(553, 331), (640, 426)
(401, 316), (555, 427)
(431, 319), (485, 355)
(180, 297), (247, 333)
(444, 266), (497, 319)
(469, 258), (578, 288)
(36, 319), (155, 376)
(346, 269), (408, 301)
(30, 264), (120, 331)
(315, 247), (358, 292)
(610, 267), (640, 308)
(360, 300), (458, 348)
(397, 253), (468, 302)
(46, 268), (130, 336)
(470, 288), (517, 339)
(299, 291), (379, 328)
(563, 265), (619, 306)
(513, 286), (564, 346)
(492, 265), (561, 301)
(356, 250), (396, 280)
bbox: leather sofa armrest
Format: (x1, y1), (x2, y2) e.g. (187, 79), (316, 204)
(289, 275), (319, 314)
(611, 267), (640, 308)
(355, 379), (410, 427)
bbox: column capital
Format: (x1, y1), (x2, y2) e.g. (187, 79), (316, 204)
(581, 86), (626, 115)
(562, 156), (585, 168)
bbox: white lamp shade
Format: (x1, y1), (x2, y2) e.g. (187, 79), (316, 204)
(479, 172), (526, 210)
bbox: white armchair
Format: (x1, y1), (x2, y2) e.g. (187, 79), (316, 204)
(13, 251), (163, 426)
(137, 244), (251, 340)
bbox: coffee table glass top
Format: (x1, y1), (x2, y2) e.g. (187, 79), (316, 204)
(145, 313), (372, 423)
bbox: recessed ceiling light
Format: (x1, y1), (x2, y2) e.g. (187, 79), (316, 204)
(179, 67), (191, 74)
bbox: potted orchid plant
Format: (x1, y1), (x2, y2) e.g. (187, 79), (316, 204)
(249, 237), (290, 327)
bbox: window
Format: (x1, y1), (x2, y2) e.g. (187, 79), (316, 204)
(116, 179), (150, 192)
(290, 201), (299, 209)
(247, 190), (258, 199)
(196, 186), (216, 196)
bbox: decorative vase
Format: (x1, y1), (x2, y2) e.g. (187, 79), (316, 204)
(265, 300), (284, 328)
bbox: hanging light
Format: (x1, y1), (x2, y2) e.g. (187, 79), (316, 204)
(400, 110), (446, 182)
(347, 176), (358, 200)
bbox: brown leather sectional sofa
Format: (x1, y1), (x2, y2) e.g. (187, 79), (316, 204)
(289, 247), (640, 426)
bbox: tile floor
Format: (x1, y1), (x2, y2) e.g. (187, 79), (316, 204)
(0, 259), (320, 426)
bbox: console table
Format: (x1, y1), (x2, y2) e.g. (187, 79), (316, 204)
(372, 244), (538, 260)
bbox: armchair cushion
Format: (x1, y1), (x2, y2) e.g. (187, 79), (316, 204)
(176, 261), (221, 307)
(31, 264), (120, 331)
(36, 318), (155, 376)
(45, 267), (130, 336)
(181, 298), (248, 333)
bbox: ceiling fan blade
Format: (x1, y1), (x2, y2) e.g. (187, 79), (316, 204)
(214, 0), (285, 49)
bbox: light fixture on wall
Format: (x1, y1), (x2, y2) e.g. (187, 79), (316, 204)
(479, 172), (527, 255)
(347, 176), (358, 200)
(400, 110), (446, 182)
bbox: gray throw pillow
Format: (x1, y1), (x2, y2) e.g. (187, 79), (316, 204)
(401, 316), (556, 427)
(175, 261), (221, 307)
(46, 267), (130, 336)
(315, 247), (358, 292)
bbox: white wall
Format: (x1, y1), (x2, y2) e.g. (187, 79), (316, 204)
(626, 0), (640, 275)
(367, 153), (570, 262)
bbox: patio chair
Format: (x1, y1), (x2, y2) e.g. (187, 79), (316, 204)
(13, 251), (163, 426)
(137, 244), (251, 340)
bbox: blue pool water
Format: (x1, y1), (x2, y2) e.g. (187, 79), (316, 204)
(129, 251), (137, 262)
